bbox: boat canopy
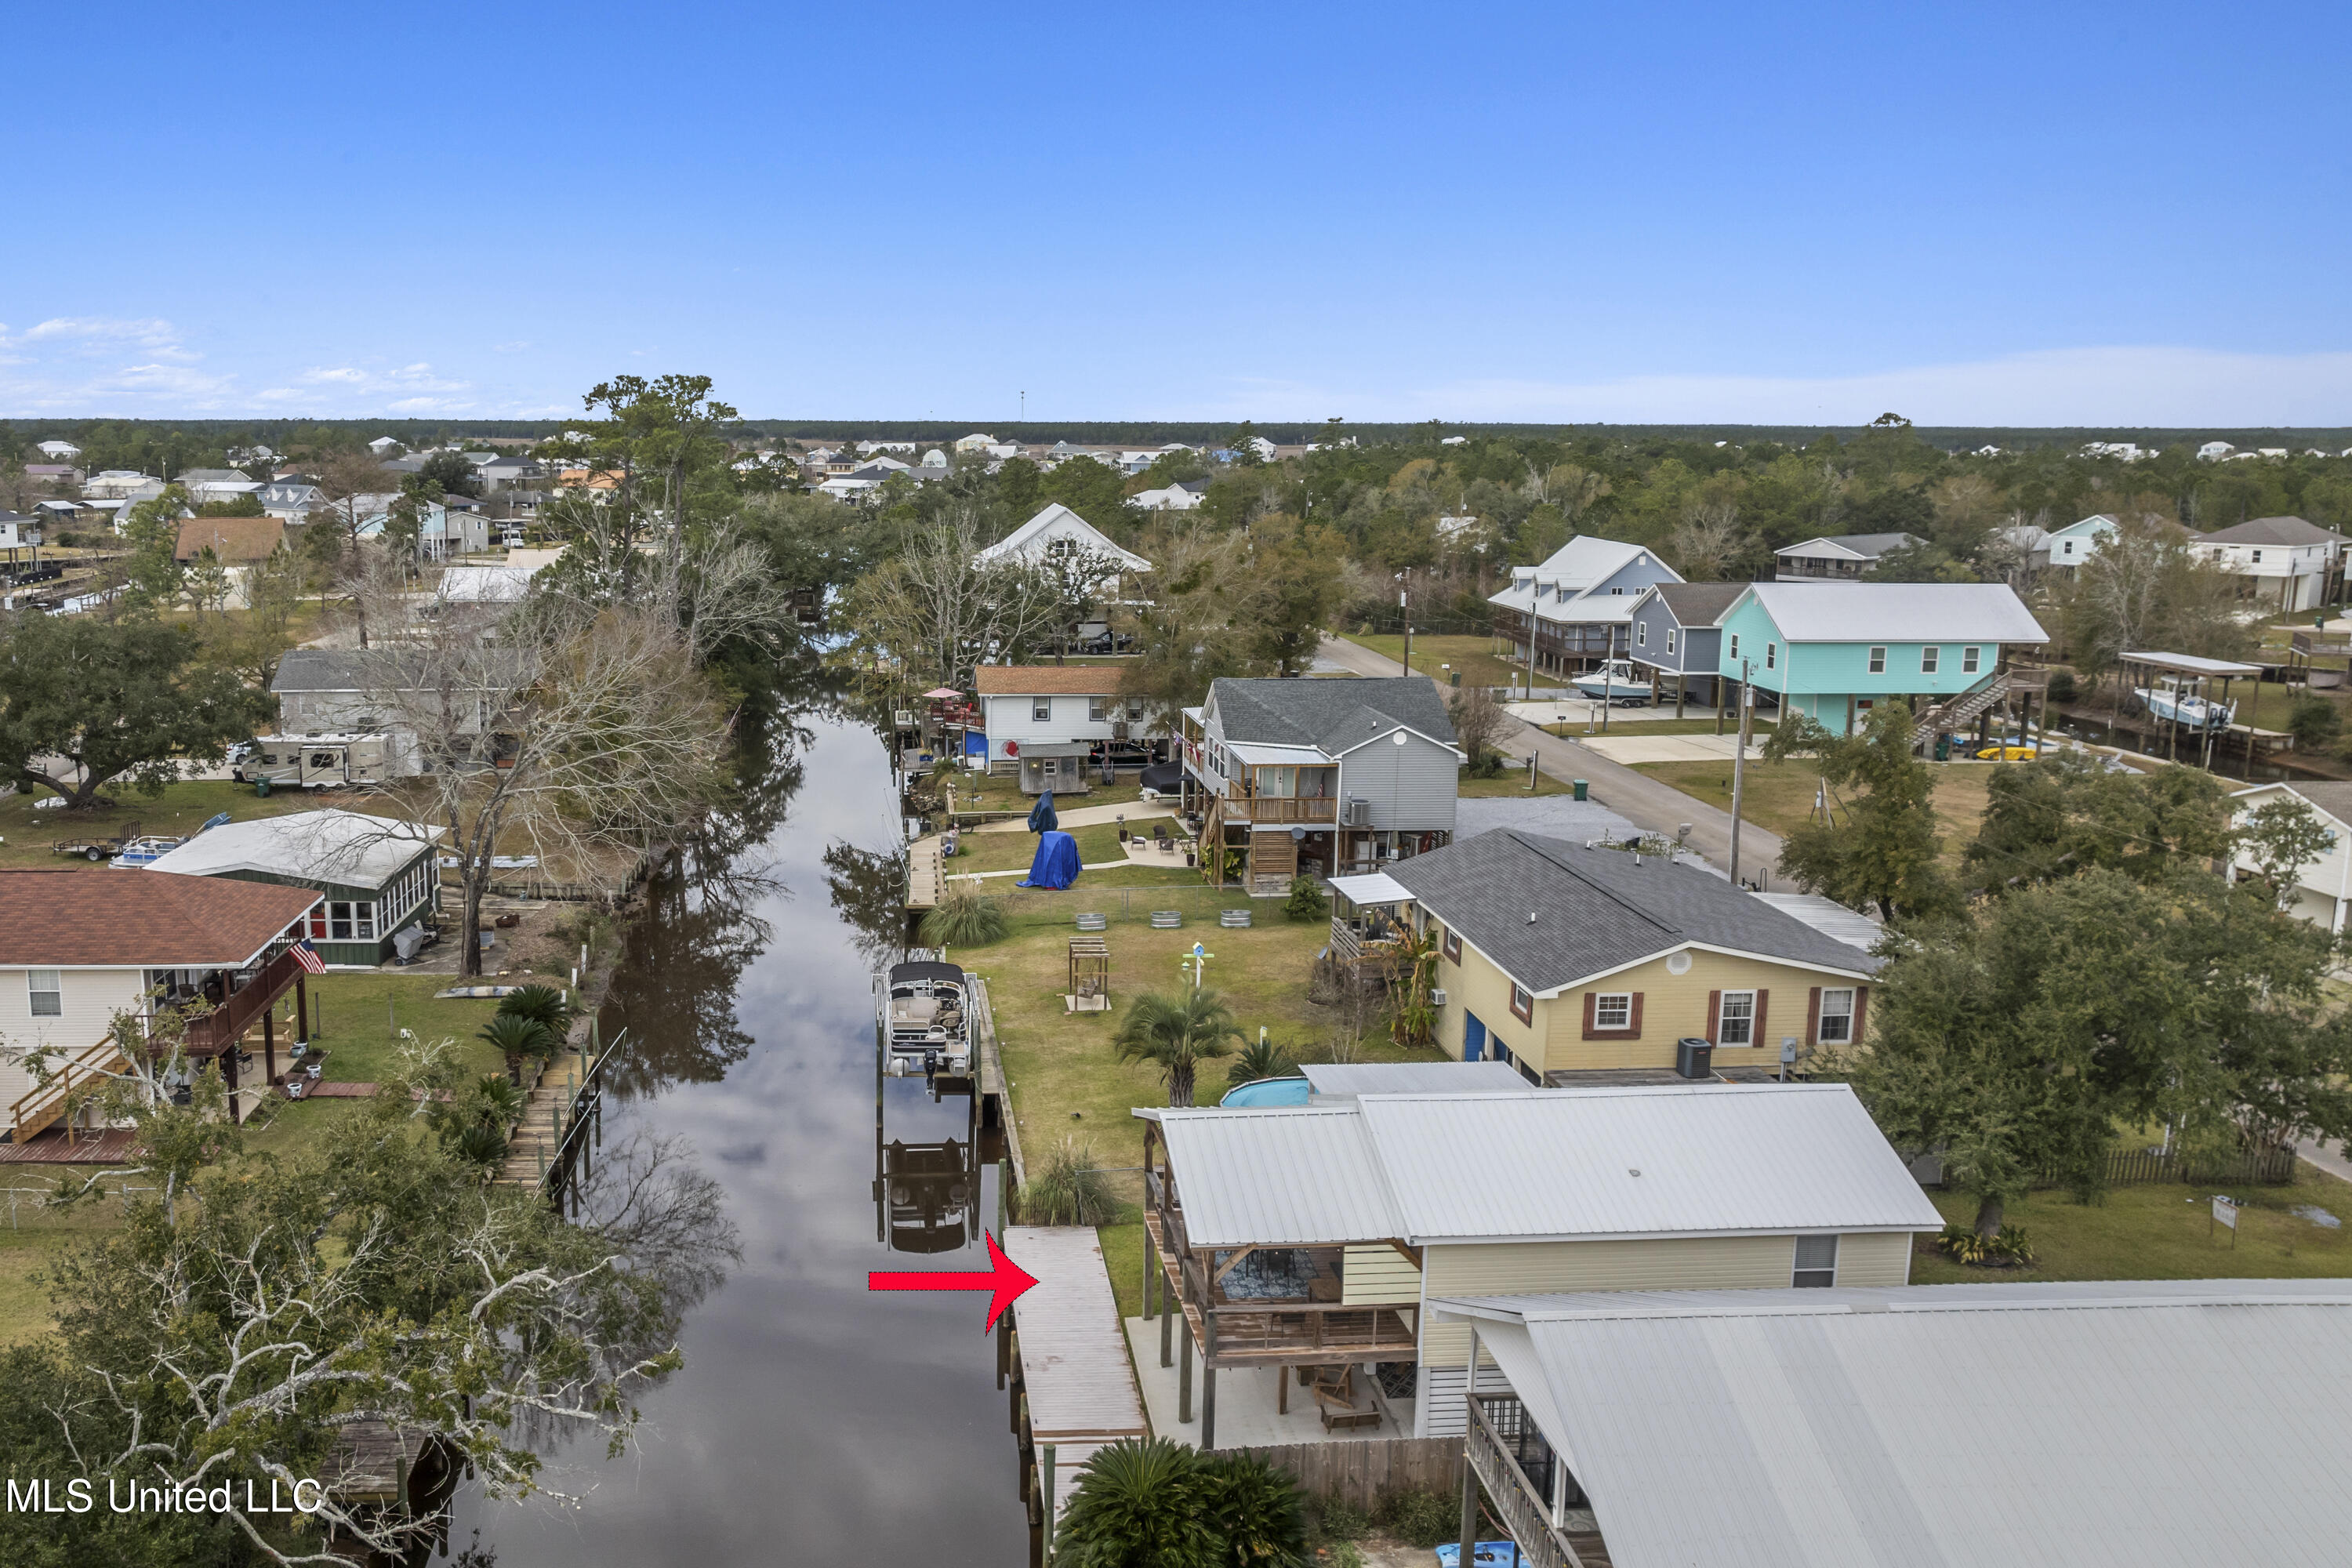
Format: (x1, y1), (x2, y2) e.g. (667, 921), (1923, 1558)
(889, 960), (966, 985)
(2119, 651), (2263, 677)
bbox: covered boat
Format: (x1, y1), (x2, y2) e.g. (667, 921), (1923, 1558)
(880, 960), (971, 1077)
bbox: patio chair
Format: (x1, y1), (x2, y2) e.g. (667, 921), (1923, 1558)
(1152, 821), (1174, 852)
(1310, 1366), (1381, 1433)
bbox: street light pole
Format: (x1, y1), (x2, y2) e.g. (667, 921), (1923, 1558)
(1729, 661), (1755, 889)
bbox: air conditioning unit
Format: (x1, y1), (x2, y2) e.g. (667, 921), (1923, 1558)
(893, 710), (916, 728)
(1343, 797), (1371, 827)
(1428, 988), (1447, 1007)
(1112, 722), (1130, 740)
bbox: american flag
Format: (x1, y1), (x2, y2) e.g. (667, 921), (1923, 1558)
(291, 939), (325, 975)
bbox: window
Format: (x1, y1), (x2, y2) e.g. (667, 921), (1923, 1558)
(1032, 699), (1052, 723)
(1665, 628), (1677, 655)
(356, 903), (376, 940)
(2062, 540), (2074, 556)
(2252, 550), (2263, 564)
(1610, 586), (1624, 595)
(328, 902), (354, 941)
(1509, 984), (1534, 1023)
(1817, 988), (1857, 1044)
(1962, 646), (1981, 674)
(1729, 633), (1740, 661)
(1088, 696), (1109, 722)
(1635, 622), (1646, 648)
(27, 970), (61, 1018)
(1867, 646), (1886, 674)
(1593, 993), (1631, 1029)
(1718, 989), (1756, 1046)
(1920, 646), (1940, 674)
(1441, 925), (1461, 964)
(1793, 1234), (1838, 1287)
(1127, 699), (1144, 721)
(1765, 642), (1777, 670)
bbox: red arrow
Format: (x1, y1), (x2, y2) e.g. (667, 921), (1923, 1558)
(868, 1230), (1040, 1332)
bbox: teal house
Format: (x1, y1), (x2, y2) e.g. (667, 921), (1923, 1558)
(145, 810), (444, 967)
(1716, 583), (2049, 735)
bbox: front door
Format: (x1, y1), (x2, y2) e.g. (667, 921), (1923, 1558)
(1463, 1012), (1487, 1062)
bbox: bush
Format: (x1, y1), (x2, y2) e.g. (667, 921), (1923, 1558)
(2045, 668), (2078, 704)
(1196, 1450), (1308, 1566)
(1933, 1221), (2035, 1266)
(1057, 1437), (1221, 1567)
(499, 983), (573, 1034)
(1314, 1496), (1371, 1542)
(919, 888), (1007, 947)
(1283, 874), (1329, 922)
(1226, 1035), (1301, 1087)
(1461, 748), (1507, 780)
(1021, 1137), (1117, 1227)
(2288, 691), (2343, 750)
(1376, 1486), (1460, 1549)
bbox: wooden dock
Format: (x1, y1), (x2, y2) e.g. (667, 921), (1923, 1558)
(999, 1225), (1148, 1566)
(971, 975), (1024, 1190)
(906, 835), (945, 909)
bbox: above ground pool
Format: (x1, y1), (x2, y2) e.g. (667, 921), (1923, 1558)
(1219, 1076), (1312, 1107)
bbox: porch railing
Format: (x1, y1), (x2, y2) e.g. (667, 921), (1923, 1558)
(180, 945), (306, 1055)
(1219, 789), (1338, 825)
(9, 1036), (130, 1144)
(1466, 1393), (1587, 1568)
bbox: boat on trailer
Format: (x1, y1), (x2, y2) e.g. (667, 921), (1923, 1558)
(1571, 659), (1651, 705)
(879, 960), (971, 1077)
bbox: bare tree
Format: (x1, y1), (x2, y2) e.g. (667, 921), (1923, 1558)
(1447, 682), (1511, 765)
(313, 449), (396, 647)
(1665, 497), (1748, 580)
(840, 515), (1069, 688)
(2057, 510), (2252, 704)
(536, 494), (797, 665)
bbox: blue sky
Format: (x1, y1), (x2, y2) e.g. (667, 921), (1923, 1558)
(5, 1), (2348, 425)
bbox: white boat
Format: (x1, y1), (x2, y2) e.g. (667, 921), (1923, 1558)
(1572, 659), (1651, 705)
(2133, 680), (2234, 731)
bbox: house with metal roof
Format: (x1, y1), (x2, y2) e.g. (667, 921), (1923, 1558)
(1132, 1083), (1941, 1448)
(1389, 829), (1882, 1083)
(1716, 581), (2049, 737)
(1181, 676), (1462, 892)
(0, 869), (321, 1142)
(144, 811), (443, 967)
(1431, 1279), (2352, 1568)
(1624, 582), (1744, 713)
(1488, 536), (1682, 681)
(1772, 531), (1922, 583)
(2045, 511), (2121, 572)
(971, 665), (1163, 794)
(2187, 514), (2345, 612)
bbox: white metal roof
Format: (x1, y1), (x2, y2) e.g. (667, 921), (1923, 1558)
(974, 503), (1152, 572)
(1225, 740), (1335, 766)
(2119, 649), (2265, 677)
(1148, 1083), (1938, 1248)
(1301, 1062), (1529, 1098)
(1738, 581), (2049, 644)
(1356, 1085), (1941, 1243)
(1325, 871), (1411, 906)
(143, 810), (445, 889)
(1433, 1281), (2352, 1568)
(1750, 891), (1883, 951)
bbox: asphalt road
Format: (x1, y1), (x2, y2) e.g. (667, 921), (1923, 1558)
(1315, 634), (1788, 884)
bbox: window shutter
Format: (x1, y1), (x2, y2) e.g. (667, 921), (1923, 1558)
(1628, 993), (1643, 1038)
(1706, 989), (1721, 1045)
(1853, 986), (1869, 1042)
(1751, 991), (1767, 1050)
(1582, 992), (1597, 1040)
(1806, 986), (1822, 1047)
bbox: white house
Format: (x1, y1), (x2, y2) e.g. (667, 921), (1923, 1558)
(2198, 441), (2235, 461)
(83, 470), (163, 501)
(954, 432), (998, 452)
(975, 504), (1152, 593)
(34, 440), (82, 460)
(367, 436), (404, 456)
(2230, 781), (2352, 934)
(1131, 481), (1207, 512)
(971, 666), (1161, 793)
(2045, 513), (2120, 571)
(0, 512), (39, 551)
(2187, 515), (2344, 612)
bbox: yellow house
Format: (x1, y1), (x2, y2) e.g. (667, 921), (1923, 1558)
(1135, 1079), (1944, 1446)
(1388, 829), (1881, 1081)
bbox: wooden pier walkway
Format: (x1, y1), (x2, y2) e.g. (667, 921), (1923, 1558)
(906, 835), (945, 909)
(999, 1225), (1147, 1563)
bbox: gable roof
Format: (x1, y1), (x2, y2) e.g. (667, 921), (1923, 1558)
(144, 811), (442, 890)
(174, 515), (285, 564)
(270, 647), (372, 694)
(2194, 514), (2343, 547)
(1209, 676), (1457, 753)
(2049, 512), (2120, 539)
(1773, 532), (1921, 560)
(1733, 582), (2048, 644)
(1647, 582), (1745, 626)
(2234, 780), (2352, 827)
(974, 503), (1152, 572)
(1388, 829), (1876, 993)
(1436, 1279), (2352, 1568)
(1145, 1083), (1939, 1248)
(975, 666), (1123, 696)
(0, 868), (318, 968)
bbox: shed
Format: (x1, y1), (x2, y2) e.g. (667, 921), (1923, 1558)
(143, 811), (442, 967)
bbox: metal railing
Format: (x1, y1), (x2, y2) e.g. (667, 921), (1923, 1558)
(1466, 1393), (1586, 1568)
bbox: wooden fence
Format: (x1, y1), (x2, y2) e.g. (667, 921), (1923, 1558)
(2056, 1145), (2299, 1189)
(1213, 1437), (1462, 1512)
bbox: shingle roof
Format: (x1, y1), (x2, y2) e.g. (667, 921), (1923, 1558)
(174, 515), (285, 564)
(2194, 514), (2343, 547)
(1776, 531), (1920, 558)
(1650, 583), (1745, 626)
(1387, 829), (1878, 993)
(270, 647), (372, 693)
(975, 666), (1124, 695)
(1738, 582), (2049, 644)
(1210, 676), (1457, 752)
(0, 869), (318, 967)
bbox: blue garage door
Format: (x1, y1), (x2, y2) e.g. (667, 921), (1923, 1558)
(1463, 1012), (1487, 1062)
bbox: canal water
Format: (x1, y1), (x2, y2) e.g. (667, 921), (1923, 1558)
(460, 687), (1026, 1565)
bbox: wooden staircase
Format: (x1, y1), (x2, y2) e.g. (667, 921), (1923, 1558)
(1918, 673), (2011, 744)
(11, 1036), (129, 1144)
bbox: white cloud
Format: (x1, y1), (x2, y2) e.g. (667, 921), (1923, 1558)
(12, 317), (182, 350)
(384, 395), (474, 414)
(1278, 347), (2352, 428)
(301, 367), (372, 384)
(493, 341), (532, 354)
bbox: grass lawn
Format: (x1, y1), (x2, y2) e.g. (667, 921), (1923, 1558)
(1632, 757), (1994, 865)
(1910, 1167), (2352, 1285)
(1457, 766), (1571, 797)
(0, 1196), (138, 1346)
(0, 779), (313, 870)
(946, 818), (1185, 880)
(1340, 633), (1519, 689)
(948, 780), (1166, 815)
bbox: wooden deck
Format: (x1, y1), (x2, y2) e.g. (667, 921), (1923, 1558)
(906, 835), (945, 909)
(0, 1128), (140, 1163)
(1001, 1224), (1147, 1551)
(1140, 1210), (1418, 1367)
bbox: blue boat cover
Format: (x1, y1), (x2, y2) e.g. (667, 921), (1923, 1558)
(964, 730), (989, 757)
(1027, 790), (1058, 833)
(1018, 829), (1080, 889)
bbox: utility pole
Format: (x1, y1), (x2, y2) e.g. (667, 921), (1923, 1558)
(1399, 580), (1411, 675)
(1729, 661), (1755, 889)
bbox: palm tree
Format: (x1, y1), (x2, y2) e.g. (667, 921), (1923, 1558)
(498, 983), (573, 1034)
(1112, 989), (1243, 1108)
(480, 1014), (556, 1086)
(1055, 1438), (1219, 1568)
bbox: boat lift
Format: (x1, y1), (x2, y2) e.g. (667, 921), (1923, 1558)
(2118, 651), (2265, 770)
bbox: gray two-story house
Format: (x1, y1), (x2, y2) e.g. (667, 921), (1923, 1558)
(1179, 677), (1463, 894)
(1625, 582), (1744, 713)
(1486, 536), (1683, 681)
